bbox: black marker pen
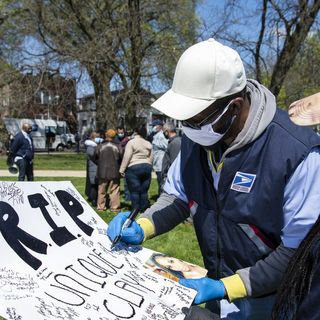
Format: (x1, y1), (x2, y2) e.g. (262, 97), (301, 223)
(110, 208), (140, 249)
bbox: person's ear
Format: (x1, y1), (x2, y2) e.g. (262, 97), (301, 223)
(230, 97), (245, 116)
(232, 97), (243, 108)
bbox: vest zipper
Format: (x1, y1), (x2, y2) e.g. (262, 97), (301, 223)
(215, 196), (222, 279)
(208, 150), (222, 279)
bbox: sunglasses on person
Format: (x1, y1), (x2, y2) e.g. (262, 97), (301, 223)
(181, 100), (234, 130)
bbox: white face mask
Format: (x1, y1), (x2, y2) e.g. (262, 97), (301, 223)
(182, 104), (234, 146)
(182, 123), (224, 146)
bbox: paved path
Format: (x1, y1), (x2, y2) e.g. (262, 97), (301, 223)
(0, 170), (156, 178)
(0, 169), (86, 177)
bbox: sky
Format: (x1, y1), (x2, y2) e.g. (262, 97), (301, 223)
(19, 0), (270, 99)
(78, 1), (227, 97)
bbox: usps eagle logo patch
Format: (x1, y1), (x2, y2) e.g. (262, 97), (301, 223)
(231, 171), (256, 193)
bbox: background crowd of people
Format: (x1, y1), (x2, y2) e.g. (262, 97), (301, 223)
(83, 121), (182, 214)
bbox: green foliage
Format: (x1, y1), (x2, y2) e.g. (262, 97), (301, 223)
(257, 32), (320, 109)
(280, 32), (320, 107)
(276, 86), (288, 110)
(145, 0), (199, 86)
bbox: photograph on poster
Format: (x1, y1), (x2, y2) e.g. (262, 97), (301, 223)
(144, 253), (208, 282)
(0, 181), (195, 320)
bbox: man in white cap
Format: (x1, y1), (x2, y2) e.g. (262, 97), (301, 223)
(107, 39), (320, 319)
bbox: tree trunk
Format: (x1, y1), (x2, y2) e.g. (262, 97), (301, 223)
(269, 1), (320, 98)
(122, 0), (143, 130)
(126, 92), (140, 129)
(255, 0), (268, 83)
(88, 67), (116, 131)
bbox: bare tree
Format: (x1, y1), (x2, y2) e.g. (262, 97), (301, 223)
(201, 0), (320, 102)
(268, 0), (320, 97)
(13, 0), (198, 129)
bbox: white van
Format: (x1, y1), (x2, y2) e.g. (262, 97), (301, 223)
(4, 118), (76, 151)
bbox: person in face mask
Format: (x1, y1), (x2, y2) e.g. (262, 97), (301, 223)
(107, 39), (320, 319)
(113, 126), (130, 202)
(114, 126), (129, 147)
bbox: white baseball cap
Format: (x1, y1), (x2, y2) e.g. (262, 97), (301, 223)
(152, 38), (247, 120)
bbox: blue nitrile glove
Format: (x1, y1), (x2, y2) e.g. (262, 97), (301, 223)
(107, 211), (144, 245)
(179, 277), (226, 305)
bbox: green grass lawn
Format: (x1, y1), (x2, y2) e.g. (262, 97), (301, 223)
(0, 152), (86, 170)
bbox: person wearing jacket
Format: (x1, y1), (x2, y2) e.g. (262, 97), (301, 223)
(107, 39), (320, 319)
(84, 131), (99, 207)
(160, 122), (182, 191)
(94, 129), (122, 213)
(113, 126), (131, 202)
(151, 119), (168, 196)
(10, 123), (34, 181)
(119, 126), (153, 213)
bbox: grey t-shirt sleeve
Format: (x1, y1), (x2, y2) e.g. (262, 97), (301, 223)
(237, 243), (296, 297)
(140, 192), (190, 235)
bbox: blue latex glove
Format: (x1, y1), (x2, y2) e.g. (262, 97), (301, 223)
(179, 277), (226, 305)
(107, 211), (144, 245)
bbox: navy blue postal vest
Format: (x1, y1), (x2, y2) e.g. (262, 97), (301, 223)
(180, 109), (320, 279)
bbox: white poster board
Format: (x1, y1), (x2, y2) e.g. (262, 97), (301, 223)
(0, 181), (195, 320)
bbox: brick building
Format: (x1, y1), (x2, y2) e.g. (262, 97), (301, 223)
(0, 72), (77, 132)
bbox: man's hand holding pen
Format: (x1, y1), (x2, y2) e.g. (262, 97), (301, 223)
(107, 209), (144, 247)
